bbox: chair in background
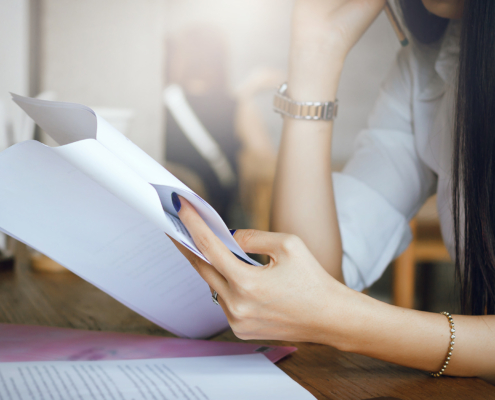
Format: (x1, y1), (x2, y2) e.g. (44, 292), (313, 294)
(393, 195), (451, 308)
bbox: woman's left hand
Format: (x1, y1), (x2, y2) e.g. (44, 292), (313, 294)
(172, 197), (495, 378)
(171, 196), (358, 345)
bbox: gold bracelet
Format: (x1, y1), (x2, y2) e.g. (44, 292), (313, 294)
(430, 311), (455, 377)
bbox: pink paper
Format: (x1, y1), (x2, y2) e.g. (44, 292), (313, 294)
(0, 324), (296, 363)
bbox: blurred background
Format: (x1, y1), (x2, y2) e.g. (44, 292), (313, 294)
(0, 0), (458, 313)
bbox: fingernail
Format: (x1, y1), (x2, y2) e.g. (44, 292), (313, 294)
(171, 192), (181, 212)
(229, 229), (237, 236)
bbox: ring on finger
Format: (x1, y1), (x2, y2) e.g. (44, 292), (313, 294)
(212, 290), (219, 305)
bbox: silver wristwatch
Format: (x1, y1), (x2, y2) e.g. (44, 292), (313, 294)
(273, 83), (338, 121)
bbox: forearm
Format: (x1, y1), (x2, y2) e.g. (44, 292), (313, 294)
(271, 50), (344, 280)
(321, 287), (495, 379)
(271, 0), (386, 280)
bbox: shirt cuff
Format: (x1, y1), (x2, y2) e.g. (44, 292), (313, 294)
(333, 172), (412, 291)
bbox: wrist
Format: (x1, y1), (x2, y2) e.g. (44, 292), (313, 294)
(308, 282), (367, 349)
(326, 296), (452, 374)
(288, 46), (344, 101)
(319, 288), (383, 352)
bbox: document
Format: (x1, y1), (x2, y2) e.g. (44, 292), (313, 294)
(0, 94), (260, 339)
(0, 354), (316, 400)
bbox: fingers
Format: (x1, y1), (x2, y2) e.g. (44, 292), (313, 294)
(206, 285), (239, 330)
(232, 229), (304, 260)
(231, 229), (279, 258)
(169, 236), (230, 298)
(208, 286), (227, 313)
(171, 236), (236, 322)
(174, 196), (242, 279)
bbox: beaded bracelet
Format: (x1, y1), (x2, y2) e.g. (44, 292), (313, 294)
(430, 311), (455, 377)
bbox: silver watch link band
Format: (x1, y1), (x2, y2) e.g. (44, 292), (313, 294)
(273, 83), (338, 121)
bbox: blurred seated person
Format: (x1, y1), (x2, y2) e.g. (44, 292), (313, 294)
(164, 26), (283, 228)
(164, 26), (239, 223)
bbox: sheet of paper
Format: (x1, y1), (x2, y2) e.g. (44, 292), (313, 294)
(53, 139), (206, 261)
(0, 141), (228, 338)
(0, 355), (316, 400)
(0, 324), (297, 363)
(11, 93), (260, 265)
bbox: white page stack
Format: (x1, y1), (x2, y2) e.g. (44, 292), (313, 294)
(0, 354), (316, 399)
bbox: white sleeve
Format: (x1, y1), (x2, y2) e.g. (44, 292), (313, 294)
(336, 48), (437, 291)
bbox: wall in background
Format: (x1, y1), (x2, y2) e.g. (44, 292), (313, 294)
(41, 0), (167, 161)
(0, 0), (29, 124)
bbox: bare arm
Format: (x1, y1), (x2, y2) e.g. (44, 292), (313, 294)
(334, 287), (495, 380)
(271, 0), (386, 281)
(272, 104), (342, 280)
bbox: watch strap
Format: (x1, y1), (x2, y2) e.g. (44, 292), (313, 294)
(273, 83), (338, 121)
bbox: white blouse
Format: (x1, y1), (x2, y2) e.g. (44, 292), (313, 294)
(336, 21), (461, 291)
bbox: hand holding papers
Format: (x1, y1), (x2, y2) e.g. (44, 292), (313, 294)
(0, 94), (259, 338)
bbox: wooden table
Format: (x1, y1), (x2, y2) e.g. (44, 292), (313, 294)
(1, 257), (494, 400)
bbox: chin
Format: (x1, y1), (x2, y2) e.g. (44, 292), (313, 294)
(421, 0), (464, 19)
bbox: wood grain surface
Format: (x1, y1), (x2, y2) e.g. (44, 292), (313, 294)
(1, 253), (493, 400)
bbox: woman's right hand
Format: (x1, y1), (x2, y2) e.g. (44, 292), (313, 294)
(291, 0), (386, 60)
(289, 0), (386, 99)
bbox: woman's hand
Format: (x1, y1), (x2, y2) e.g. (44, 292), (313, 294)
(292, 0), (386, 57)
(289, 0), (386, 99)
(171, 196), (356, 345)
(170, 197), (495, 379)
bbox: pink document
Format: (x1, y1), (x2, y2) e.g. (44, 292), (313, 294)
(0, 324), (296, 363)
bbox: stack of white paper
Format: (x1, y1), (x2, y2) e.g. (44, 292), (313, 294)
(0, 94), (260, 339)
(0, 354), (316, 399)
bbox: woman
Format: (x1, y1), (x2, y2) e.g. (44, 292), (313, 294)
(171, 0), (495, 381)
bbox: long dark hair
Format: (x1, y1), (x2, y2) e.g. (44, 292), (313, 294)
(399, 0), (495, 315)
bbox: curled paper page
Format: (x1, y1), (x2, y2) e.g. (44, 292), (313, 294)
(0, 94), (260, 338)
(11, 93), (260, 266)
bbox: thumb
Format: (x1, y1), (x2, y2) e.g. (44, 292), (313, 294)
(232, 229), (294, 258)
